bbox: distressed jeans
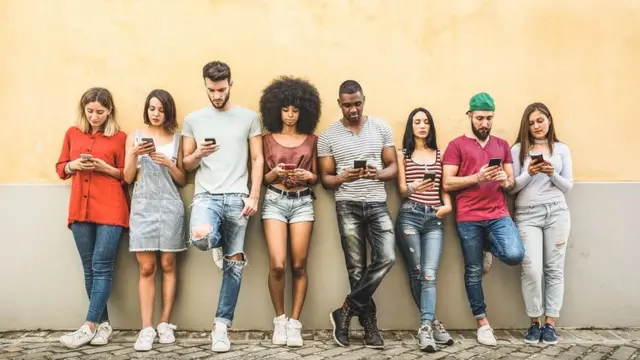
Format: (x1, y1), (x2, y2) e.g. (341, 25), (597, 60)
(336, 201), (396, 319)
(456, 217), (525, 319)
(515, 201), (571, 318)
(189, 193), (249, 327)
(395, 200), (444, 325)
(71, 222), (123, 324)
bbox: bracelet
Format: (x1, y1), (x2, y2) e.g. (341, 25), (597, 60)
(65, 162), (76, 175)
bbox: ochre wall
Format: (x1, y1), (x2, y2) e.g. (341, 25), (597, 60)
(1, 0), (638, 183)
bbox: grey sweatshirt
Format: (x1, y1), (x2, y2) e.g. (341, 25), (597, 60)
(509, 142), (574, 207)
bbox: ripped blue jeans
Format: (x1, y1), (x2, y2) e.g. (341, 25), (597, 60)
(189, 192), (249, 327)
(395, 200), (443, 325)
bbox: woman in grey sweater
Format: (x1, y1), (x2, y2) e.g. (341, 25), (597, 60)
(509, 102), (573, 346)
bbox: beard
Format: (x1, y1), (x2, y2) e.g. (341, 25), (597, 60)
(209, 91), (230, 110)
(471, 122), (491, 141)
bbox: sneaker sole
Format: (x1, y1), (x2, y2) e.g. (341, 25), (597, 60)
(272, 339), (287, 345)
(435, 338), (454, 346)
(363, 342), (384, 349)
(420, 344), (437, 353)
(524, 338), (541, 344)
(542, 339), (558, 345)
(329, 312), (348, 347)
(286, 341), (303, 347)
(158, 338), (176, 344)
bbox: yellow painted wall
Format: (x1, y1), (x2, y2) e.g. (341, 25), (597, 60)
(1, 0), (638, 183)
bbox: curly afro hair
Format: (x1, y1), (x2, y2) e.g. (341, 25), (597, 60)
(259, 76), (322, 135)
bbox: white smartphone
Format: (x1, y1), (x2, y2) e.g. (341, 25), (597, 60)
(80, 154), (93, 160)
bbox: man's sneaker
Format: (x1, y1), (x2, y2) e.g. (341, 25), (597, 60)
(90, 322), (112, 345)
(542, 324), (559, 345)
(212, 247), (224, 270)
(329, 303), (353, 347)
(524, 322), (542, 344)
(272, 314), (288, 345)
(286, 318), (303, 347)
(59, 324), (96, 349)
(418, 323), (437, 352)
(483, 251), (493, 274)
(211, 322), (231, 352)
(157, 322), (177, 344)
(477, 324), (497, 346)
(362, 314), (384, 349)
(433, 319), (454, 345)
(134, 327), (156, 351)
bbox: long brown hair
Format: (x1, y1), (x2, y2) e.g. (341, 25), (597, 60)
(513, 102), (560, 165)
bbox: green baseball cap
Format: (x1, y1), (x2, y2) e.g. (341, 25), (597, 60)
(467, 92), (495, 112)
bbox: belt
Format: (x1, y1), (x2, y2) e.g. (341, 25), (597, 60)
(268, 185), (314, 199)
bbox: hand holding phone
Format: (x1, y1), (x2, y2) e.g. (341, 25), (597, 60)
(139, 138), (156, 154)
(197, 138), (219, 158)
(204, 137), (216, 145)
(530, 154), (544, 163)
(423, 172), (436, 181)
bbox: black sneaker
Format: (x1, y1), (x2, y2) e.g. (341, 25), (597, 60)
(330, 303), (353, 347)
(362, 314), (384, 349)
(542, 324), (558, 345)
(524, 322), (542, 344)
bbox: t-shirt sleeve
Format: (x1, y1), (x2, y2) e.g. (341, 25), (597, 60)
(503, 139), (513, 163)
(317, 131), (332, 158)
(442, 140), (462, 166)
(181, 116), (194, 138)
(248, 112), (262, 138)
(381, 122), (394, 147)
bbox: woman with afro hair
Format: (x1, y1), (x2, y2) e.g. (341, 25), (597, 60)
(259, 76), (322, 348)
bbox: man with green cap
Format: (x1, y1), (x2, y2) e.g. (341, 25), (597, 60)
(441, 92), (524, 346)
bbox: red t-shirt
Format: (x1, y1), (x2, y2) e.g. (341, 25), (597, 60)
(442, 135), (513, 222)
(55, 127), (130, 229)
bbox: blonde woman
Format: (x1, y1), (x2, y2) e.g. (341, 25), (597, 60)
(55, 87), (128, 349)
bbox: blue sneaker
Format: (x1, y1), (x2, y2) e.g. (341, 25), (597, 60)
(542, 324), (558, 345)
(524, 323), (542, 344)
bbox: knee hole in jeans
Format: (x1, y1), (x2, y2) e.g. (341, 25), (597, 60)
(191, 224), (212, 240)
(421, 268), (437, 285)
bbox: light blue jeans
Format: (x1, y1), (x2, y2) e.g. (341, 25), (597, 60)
(189, 193), (249, 327)
(395, 200), (443, 325)
(515, 201), (571, 318)
(71, 222), (123, 324)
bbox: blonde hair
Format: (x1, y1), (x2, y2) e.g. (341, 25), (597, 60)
(75, 87), (120, 136)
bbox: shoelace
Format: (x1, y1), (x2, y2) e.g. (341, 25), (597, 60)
(434, 321), (447, 333)
(363, 317), (380, 337)
(274, 322), (287, 337)
(73, 329), (91, 340)
(419, 325), (434, 339)
(138, 329), (155, 342)
(339, 309), (352, 332)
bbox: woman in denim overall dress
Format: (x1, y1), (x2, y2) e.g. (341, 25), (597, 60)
(395, 107), (454, 353)
(123, 89), (186, 352)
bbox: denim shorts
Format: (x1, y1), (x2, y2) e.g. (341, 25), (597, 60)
(261, 187), (314, 224)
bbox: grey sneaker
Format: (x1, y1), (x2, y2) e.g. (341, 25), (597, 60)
(433, 319), (454, 345)
(418, 323), (437, 352)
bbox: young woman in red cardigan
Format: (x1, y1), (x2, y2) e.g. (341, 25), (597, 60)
(55, 87), (129, 349)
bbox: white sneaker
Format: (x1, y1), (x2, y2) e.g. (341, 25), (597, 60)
(60, 324), (95, 349)
(211, 322), (230, 353)
(286, 318), (303, 347)
(134, 327), (156, 352)
(157, 322), (177, 344)
(90, 322), (112, 345)
(272, 315), (288, 345)
(212, 247), (224, 270)
(477, 324), (497, 346)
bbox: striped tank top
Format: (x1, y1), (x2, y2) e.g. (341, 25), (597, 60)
(404, 148), (443, 206)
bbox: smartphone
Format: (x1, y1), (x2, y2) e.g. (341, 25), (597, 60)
(530, 154), (544, 163)
(204, 137), (216, 145)
(488, 158), (502, 167)
(282, 164), (296, 171)
(354, 160), (367, 169)
(141, 137), (154, 146)
(80, 154), (93, 160)
(423, 172), (436, 181)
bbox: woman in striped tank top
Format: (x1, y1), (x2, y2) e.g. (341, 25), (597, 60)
(395, 107), (454, 353)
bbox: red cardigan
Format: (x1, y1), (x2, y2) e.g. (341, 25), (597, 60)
(56, 126), (130, 229)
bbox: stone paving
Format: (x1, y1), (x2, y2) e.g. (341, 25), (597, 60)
(0, 328), (638, 359)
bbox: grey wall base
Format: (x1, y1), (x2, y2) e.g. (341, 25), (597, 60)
(1, 183), (638, 331)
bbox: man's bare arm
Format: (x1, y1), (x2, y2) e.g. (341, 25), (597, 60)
(442, 164), (479, 192)
(319, 156), (345, 190)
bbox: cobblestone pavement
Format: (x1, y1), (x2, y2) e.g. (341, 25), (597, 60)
(0, 329), (638, 359)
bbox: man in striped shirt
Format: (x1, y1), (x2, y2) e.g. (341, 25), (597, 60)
(318, 80), (398, 349)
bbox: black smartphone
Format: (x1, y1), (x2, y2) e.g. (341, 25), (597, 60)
(423, 172), (436, 181)
(488, 158), (502, 167)
(530, 154), (544, 163)
(204, 137), (216, 145)
(141, 137), (154, 146)
(354, 160), (367, 169)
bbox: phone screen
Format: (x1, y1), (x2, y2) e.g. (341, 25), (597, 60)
(354, 160), (367, 169)
(488, 158), (502, 167)
(531, 154), (544, 163)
